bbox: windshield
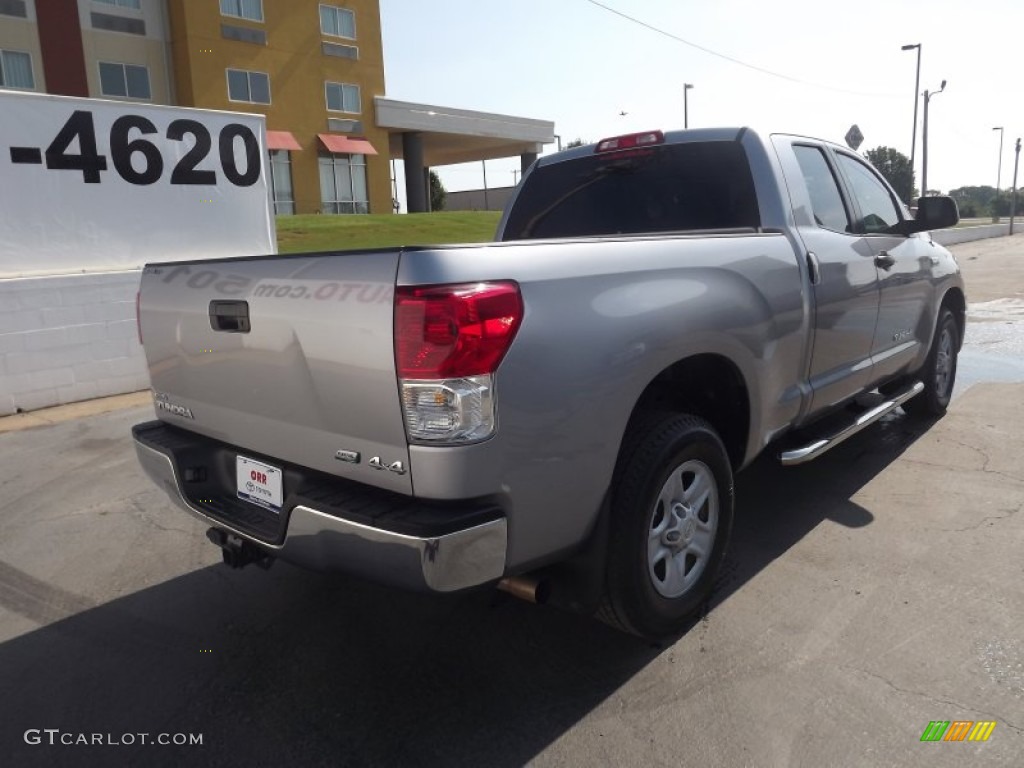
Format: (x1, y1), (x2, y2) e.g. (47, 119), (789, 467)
(501, 141), (760, 241)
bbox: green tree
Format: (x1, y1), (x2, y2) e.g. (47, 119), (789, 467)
(429, 170), (446, 211)
(864, 146), (916, 204)
(948, 186), (998, 218)
(564, 138), (589, 149)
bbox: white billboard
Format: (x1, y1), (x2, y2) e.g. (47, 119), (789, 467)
(0, 91), (276, 279)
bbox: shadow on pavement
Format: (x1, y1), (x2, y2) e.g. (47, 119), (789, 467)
(0, 411), (934, 768)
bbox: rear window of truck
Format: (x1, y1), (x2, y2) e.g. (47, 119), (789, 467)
(501, 141), (760, 241)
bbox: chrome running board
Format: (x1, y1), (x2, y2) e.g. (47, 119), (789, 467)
(779, 381), (925, 466)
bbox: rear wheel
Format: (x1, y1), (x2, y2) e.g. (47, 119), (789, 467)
(598, 413), (734, 639)
(903, 307), (959, 418)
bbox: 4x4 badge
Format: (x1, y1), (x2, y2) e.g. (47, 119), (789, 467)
(368, 457), (406, 475)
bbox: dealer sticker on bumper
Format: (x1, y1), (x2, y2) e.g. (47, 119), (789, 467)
(236, 456), (283, 512)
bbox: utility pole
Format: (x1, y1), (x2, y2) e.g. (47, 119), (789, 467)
(921, 80), (946, 197)
(1011, 138), (1021, 235)
(901, 44), (922, 176)
(512, 170), (519, 185)
(684, 83), (694, 129)
(993, 127), (1004, 221)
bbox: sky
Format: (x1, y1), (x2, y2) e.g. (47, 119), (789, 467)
(379, 0), (1024, 206)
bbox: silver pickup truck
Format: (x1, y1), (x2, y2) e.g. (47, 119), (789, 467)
(132, 128), (964, 638)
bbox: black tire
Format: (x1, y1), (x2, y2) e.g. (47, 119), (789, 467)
(598, 413), (734, 639)
(903, 307), (959, 418)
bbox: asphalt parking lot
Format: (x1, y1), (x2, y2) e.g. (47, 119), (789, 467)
(1, 237), (1022, 767)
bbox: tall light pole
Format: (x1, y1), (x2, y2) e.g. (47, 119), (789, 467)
(1011, 137), (1020, 235)
(993, 126), (1004, 221)
(901, 43), (922, 181)
(921, 79), (946, 197)
(684, 83), (694, 129)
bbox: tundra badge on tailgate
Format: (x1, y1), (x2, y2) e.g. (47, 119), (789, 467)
(153, 392), (195, 420)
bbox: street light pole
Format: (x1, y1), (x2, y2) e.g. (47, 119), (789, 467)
(921, 79), (946, 197)
(1011, 138), (1021, 235)
(901, 43), (922, 178)
(684, 83), (694, 129)
(993, 126), (1004, 221)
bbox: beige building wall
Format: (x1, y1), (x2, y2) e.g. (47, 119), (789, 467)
(76, 0), (173, 104)
(80, 33), (173, 104)
(0, 0), (45, 92)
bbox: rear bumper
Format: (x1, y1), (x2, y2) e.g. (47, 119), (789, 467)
(132, 421), (507, 592)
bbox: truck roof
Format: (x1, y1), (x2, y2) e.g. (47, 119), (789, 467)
(538, 127), (757, 168)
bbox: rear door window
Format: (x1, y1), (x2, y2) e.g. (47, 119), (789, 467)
(501, 141), (760, 240)
(793, 145), (852, 233)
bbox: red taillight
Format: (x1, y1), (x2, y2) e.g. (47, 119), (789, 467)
(595, 130), (665, 153)
(395, 282), (524, 378)
(135, 291), (142, 345)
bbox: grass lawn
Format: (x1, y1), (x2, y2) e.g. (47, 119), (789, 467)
(276, 211), (503, 253)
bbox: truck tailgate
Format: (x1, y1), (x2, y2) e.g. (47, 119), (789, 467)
(138, 251), (411, 494)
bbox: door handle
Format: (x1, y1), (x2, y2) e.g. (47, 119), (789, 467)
(874, 251), (896, 270)
(209, 300), (250, 333)
(805, 251), (821, 285)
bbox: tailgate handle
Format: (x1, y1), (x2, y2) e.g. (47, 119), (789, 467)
(209, 300), (250, 333)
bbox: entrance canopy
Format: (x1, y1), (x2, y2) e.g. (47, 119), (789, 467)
(375, 97), (555, 166)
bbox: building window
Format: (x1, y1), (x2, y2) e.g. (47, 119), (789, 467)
(325, 82), (360, 114)
(220, 0), (262, 22)
(0, 0), (29, 18)
(320, 5), (355, 38)
(94, 0), (142, 9)
(0, 49), (34, 90)
(322, 41), (358, 60)
(270, 150), (295, 215)
(227, 69), (270, 104)
(98, 61), (151, 99)
(319, 153), (368, 214)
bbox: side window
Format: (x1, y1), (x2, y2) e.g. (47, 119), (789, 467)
(793, 145), (851, 233)
(835, 153), (901, 234)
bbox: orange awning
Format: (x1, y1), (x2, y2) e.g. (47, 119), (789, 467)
(318, 134), (378, 156)
(266, 130), (302, 151)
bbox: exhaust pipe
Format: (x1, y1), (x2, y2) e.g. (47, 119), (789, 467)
(497, 575), (550, 604)
(206, 528), (274, 570)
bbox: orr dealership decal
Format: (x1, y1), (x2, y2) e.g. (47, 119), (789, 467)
(24, 729), (203, 746)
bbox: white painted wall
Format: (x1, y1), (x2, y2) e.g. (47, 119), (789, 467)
(0, 271), (147, 415)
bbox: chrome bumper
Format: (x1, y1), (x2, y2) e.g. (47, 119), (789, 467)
(133, 438), (508, 592)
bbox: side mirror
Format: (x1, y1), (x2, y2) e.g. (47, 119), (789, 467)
(897, 195), (959, 235)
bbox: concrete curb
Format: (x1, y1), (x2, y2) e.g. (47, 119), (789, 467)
(931, 223), (1011, 246)
(0, 390), (151, 434)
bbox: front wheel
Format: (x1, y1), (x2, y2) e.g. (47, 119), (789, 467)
(903, 306), (959, 418)
(598, 413), (734, 639)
